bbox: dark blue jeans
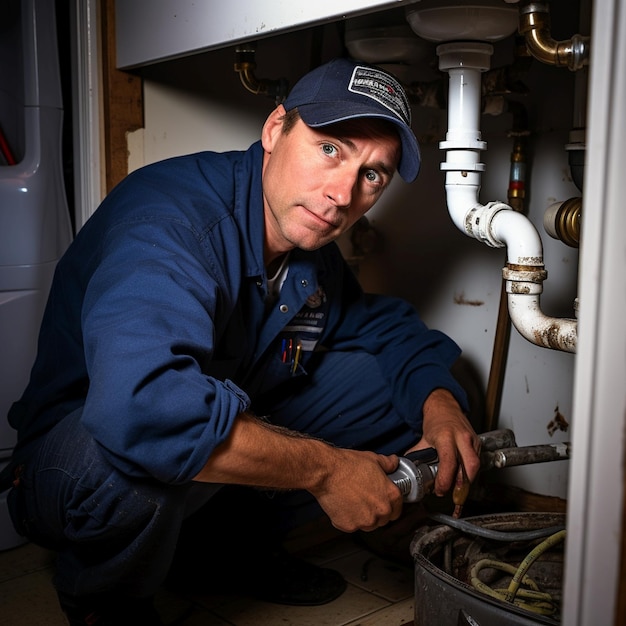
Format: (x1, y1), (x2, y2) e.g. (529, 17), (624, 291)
(8, 409), (221, 597)
(8, 351), (416, 598)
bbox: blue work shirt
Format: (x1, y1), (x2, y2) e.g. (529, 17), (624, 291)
(7, 141), (467, 486)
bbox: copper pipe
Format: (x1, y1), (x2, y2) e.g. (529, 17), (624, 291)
(484, 135), (528, 432)
(236, 63), (269, 96)
(484, 282), (512, 432)
(519, 1), (590, 71)
(234, 44), (288, 103)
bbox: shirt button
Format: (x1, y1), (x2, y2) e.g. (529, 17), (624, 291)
(301, 279), (308, 287)
(279, 304), (289, 313)
(256, 280), (263, 287)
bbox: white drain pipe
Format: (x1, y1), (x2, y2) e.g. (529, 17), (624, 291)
(438, 42), (577, 353)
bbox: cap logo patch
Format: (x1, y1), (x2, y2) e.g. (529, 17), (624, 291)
(348, 66), (411, 126)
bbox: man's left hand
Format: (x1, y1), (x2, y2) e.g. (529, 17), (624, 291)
(407, 388), (481, 497)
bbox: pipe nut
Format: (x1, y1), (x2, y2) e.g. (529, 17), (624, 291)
(503, 264), (547, 296)
(467, 201), (509, 248)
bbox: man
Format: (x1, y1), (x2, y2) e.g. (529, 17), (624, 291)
(1, 57), (480, 624)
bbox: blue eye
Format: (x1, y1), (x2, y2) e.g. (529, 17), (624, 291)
(365, 169), (381, 184)
(322, 143), (338, 156)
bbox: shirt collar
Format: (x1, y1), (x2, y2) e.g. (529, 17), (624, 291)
(234, 141), (267, 280)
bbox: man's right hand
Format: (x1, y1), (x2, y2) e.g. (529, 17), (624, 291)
(307, 447), (403, 533)
(194, 412), (404, 533)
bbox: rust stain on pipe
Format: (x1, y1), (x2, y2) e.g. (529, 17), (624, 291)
(533, 323), (577, 351)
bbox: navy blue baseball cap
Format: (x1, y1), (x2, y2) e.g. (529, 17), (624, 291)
(283, 57), (421, 182)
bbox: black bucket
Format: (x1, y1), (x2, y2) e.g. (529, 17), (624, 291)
(411, 512), (565, 626)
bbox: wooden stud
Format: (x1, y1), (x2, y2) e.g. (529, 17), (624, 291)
(100, 0), (144, 193)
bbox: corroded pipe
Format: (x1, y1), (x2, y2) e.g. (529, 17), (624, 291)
(482, 442), (571, 470)
(479, 428), (518, 452)
(519, 1), (590, 71)
(438, 42), (578, 354)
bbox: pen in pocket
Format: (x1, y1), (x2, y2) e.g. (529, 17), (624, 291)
(291, 341), (302, 374)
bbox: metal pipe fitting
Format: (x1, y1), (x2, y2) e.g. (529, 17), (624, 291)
(519, 1), (590, 71)
(544, 197), (582, 248)
(234, 44), (289, 104)
(479, 428), (518, 452)
(507, 137), (527, 212)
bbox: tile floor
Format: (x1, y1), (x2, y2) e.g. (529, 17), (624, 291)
(0, 522), (416, 626)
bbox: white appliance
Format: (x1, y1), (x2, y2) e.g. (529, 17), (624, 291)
(0, 0), (73, 550)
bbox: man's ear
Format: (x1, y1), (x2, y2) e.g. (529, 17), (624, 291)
(261, 104), (286, 152)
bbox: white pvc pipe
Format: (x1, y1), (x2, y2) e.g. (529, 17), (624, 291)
(490, 209), (543, 266)
(446, 67), (483, 143)
(507, 293), (577, 353)
(437, 41), (578, 353)
(443, 172), (482, 235)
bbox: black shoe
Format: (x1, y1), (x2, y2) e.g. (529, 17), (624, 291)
(246, 547), (347, 606)
(167, 545), (347, 606)
(57, 590), (164, 626)
(167, 486), (347, 606)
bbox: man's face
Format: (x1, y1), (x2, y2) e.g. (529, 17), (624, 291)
(261, 106), (401, 260)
